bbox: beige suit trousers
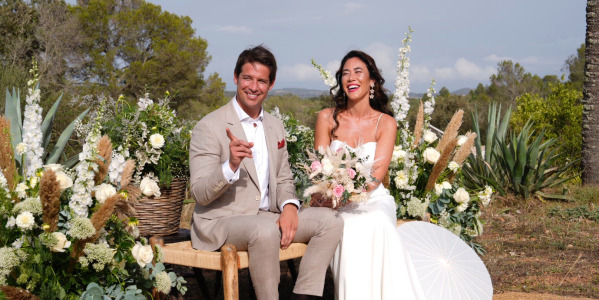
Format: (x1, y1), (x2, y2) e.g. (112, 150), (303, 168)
(217, 207), (343, 300)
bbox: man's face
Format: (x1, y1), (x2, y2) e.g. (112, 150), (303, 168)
(234, 62), (274, 118)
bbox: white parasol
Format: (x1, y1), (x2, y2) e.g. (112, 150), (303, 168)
(396, 221), (493, 300)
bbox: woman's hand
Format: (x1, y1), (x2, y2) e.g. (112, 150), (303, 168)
(309, 193), (333, 208)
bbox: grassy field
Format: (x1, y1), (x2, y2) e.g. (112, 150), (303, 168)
(479, 185), (599, 298)
(176, 184), (599, 299)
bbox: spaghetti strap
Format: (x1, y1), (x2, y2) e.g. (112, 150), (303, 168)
(374, 113), (384, 134)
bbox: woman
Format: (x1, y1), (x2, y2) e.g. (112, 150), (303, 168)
(314, 50), (425, 299)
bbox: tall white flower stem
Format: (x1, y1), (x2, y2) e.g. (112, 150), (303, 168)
(424, 79), (437, 127)
(392, 27), (415, 147)
(22, 61), (44, 176)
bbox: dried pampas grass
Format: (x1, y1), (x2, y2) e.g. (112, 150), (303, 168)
(0, 116), (17, 192)
(40, 169), (62, 232)
(436, 109), (463, 155)
(94, 136), (112, 185)
(425, 137), (458, 192)
(412, 101), (424, 150)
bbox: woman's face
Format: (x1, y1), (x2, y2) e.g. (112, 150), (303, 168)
(341, 57), (374, 102)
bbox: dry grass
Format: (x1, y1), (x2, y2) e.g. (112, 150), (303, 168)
(479, 185), (599, 299)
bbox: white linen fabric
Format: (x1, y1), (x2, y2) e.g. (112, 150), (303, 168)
(329, 140), (426, 300)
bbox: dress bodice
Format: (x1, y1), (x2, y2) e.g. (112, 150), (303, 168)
(330, 140), (377, 163)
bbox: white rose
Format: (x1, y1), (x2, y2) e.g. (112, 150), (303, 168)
(140, 177), (161, 197)
(453, 187), (470, 204)
(457, 135), (468, 146)
(423, 130), (438, 143)
(94, 183), (117, 204)
(15, 182), (27, 198)
(422, 148), (441, 164)
(434, 181), (452, 196)
(448, 161), (460, 172)
(321, 158), (334, 176)
(394, 170), (409, 189)
(43, 164), (64, 172)
(16, 211), (35, 230)
(149, 133), (165, 149)
(51, 232), (71, 252)
(55, 172), (73, 191)
(434, 183), (444, 196)
(131, 243), (154, 267)
(29, 177), (38, 188)
(456, 202), (469, 212)
(392, 147), (406, 163)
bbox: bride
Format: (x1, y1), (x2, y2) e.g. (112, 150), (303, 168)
(313, 50), (425, 299)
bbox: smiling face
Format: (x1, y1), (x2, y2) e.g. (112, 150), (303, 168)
(341, 57), (374, 103)
(234, 62), (274, 118)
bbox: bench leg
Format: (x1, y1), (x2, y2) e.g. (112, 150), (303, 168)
(220, 244), (239, 300)
(192, 267), (212, 299)
(287, 259), (299, 281)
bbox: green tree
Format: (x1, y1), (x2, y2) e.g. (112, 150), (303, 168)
(438, 86), (450, 97)
(72, 0), (217, 110)
(511, 82), (582, 168)
(563, 43), (585, 92)
(488, 60), (545, 104)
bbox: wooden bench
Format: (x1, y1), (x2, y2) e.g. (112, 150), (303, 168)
(150, 230), (307, 300)
(152, 220), (415, 299)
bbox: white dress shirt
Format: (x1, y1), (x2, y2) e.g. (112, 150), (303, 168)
(221, 97), (299, 211)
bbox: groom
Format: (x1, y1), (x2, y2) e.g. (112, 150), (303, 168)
(189, 45), (343, 300)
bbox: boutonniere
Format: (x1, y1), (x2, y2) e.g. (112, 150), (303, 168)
(277, 139), (286, 149)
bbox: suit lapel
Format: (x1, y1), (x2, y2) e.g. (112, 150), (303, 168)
(225, 99), (259, 189)
(264, 114), (278, 210)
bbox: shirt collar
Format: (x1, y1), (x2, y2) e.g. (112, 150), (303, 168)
(233, 96), (263, 123)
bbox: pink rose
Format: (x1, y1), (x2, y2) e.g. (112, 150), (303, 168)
(333, 184), (345, 198)
(311, 161), (323, 172)
(347, 168), (356, 179)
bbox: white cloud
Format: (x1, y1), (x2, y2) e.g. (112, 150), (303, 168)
(279, 63), (320, 82)
(433, 67), (455, 80)
(485, 54), (513, 62)
(411, 65), (432, 83)
(343, 3), (363, 14)
(365, 42), (395, 79)
(216, 26), (252, 34)
(454, 57), (495, 80)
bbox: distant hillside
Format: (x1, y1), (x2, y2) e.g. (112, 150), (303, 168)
(452, 88), (472, 96)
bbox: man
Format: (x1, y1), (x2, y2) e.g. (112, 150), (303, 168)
(189, 45), (343, 300)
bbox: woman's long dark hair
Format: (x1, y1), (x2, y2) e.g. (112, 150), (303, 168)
(330, 50), (393, 138)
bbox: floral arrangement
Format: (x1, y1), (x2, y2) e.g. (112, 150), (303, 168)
(99, 92), (192, 197)
(0, 86), (186, 298)
(269, 107), (314, 201)
(312, 28), (494, 253)
(301, 144), (373, 209)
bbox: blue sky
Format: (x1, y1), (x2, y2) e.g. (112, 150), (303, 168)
(69, 0), (586, 93)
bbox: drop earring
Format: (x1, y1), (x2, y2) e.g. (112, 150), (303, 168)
(369, 83), (375, 99)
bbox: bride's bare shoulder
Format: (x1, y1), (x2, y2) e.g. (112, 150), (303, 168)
(316, 108), (335, 124)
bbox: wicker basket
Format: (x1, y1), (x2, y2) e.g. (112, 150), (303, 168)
(135, 178), (187, 237)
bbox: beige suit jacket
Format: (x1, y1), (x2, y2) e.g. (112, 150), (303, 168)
(189, 98), (297, 251)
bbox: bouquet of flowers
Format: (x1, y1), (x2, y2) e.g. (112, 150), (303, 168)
(269, 107), (314, 201)
(99, 92), (192, 197)
(301, 144), (373, 209)
(0, 90), (186, 298)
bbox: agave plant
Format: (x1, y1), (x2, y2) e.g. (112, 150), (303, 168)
(463, 103), (510, 195)
(463, 102), (578, 199)
(4, 87), (90, 172)
(494, 121), (579, 199)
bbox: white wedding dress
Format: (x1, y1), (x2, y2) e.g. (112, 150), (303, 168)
(330, 140), (425, 300)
